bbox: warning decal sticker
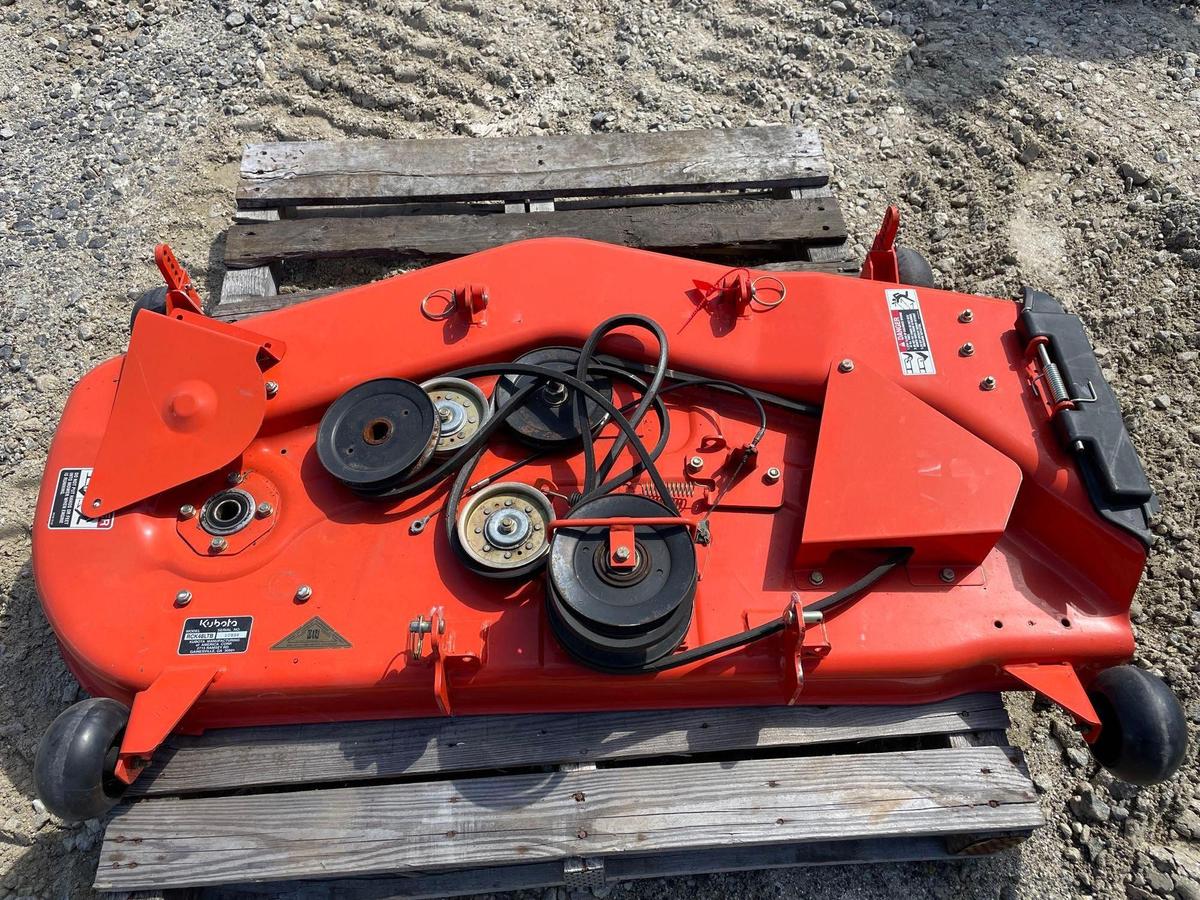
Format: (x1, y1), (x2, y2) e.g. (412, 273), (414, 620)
(885, 288), (937, 376)
(47, 467), (114, 530)
(178, 617), (253, 655)
(271, 616), (352, 650)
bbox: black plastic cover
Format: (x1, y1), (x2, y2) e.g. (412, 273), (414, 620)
(1018, 288), (1158, 547)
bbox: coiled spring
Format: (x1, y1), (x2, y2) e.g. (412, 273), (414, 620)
(638, 480), (695, 501)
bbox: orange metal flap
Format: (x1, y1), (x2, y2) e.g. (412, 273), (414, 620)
(799, 361), (1022, 566)
(82, 312), (279, 516)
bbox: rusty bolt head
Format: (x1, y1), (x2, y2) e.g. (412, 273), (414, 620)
(960, 342), (975, 357)
(265, 380), (279, 398)
(209, 536), (228, 553)
(838, 358), (855, 373)
(980, 375), (997, 391)
(179, 503), (196, 519)
(939, 567), (956, 583)
(958, 309), (974, 324)
(175, 589), (192, 607)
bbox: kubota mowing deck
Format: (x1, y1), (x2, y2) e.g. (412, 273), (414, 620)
(31, 229), (1184, 825)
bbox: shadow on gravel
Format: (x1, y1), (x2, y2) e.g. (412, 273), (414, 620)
(0, 555), (106, 896)
(878, 0), (1196, 112)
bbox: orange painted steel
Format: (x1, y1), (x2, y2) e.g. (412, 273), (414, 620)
(34, 237), (1147, 781)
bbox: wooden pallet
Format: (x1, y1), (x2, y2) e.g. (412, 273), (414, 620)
(101, 129), (1040, 897)
(211, 125), (858, 321)
(96, 696), (1040, 897)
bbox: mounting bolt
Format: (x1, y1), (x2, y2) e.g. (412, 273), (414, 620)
(809, 570), (825, 586)
(265, 380), (279, 398)
(687, 455), (704, 473)
(614, 546), (631, 562)
(174, 589), (192, 607)
(256, 501), (273, 518)
(178, 504), (196, 519)
(980, 375), (997, 391)
(209, 536), (228, 553)
(295, 584), (313, 602)
(226, 471), (245, 486)
(959, 342), (975, 357)
(838, 358), (855, 373)
(958, 309), (974, 324)
(939, 567), (956, 583)
(764, 466), (781, 484)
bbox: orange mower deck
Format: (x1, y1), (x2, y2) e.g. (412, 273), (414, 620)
(30, 231), (1186, 821)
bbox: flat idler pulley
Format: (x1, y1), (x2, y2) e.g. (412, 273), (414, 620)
(317, 378), (438, 495)
(491, 347), (613, 448)
(547, 495), (696, 670)
(455, 481), (556, 577)
(421, 377), (491, 457)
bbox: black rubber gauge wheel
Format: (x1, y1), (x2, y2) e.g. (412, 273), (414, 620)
(317, 378), (439, 495)
(34, 698), (131, 823)
(1086, 665), (1188, 786)
(129, 286), (168, 331)
(492, 347), (613, 448)
(546, 494), (696, 670)
(895, 247), (936, 288)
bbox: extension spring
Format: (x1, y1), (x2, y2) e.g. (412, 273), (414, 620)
(637, 480), (695, 501)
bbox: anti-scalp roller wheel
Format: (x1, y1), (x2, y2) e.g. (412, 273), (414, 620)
(546, 494), (696, 671)
(1087, 665), (1188, 785)
(491, 347), (612, 448)
(34, 698), (131, 823)
(317, 378), (439, 495)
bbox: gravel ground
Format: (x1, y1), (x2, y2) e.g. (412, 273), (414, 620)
(2, 0), (1199, 897)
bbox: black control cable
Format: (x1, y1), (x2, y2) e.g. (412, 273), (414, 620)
(625, 548), (912, 674)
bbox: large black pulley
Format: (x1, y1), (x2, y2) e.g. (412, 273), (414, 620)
(492, 347), (613, 448)
(546, 495), (696, 671)
(317, 378), (439, 495)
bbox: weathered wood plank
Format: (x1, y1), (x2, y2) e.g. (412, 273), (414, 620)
(191, 834), (1014, 899)
(223, 198), (847, 268)
(217, 267), (276, 305)
(97, 747), (1039, 891)
(212, 289), (340, 320)
(129, 695), (1008, 797)
(232, 209), (283, 225)
(949, 730), (1012, 749)
(218, 210), (279, 308)
(757, 258), (859, 274)
(237, 127), (827, 207)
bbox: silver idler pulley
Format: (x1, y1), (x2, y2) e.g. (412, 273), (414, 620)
(456, 482), (555, 571)
(421, 377), (491, 457)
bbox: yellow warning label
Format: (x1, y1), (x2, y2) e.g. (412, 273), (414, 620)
(270, 616), (351, 650)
